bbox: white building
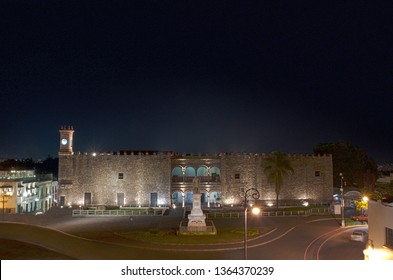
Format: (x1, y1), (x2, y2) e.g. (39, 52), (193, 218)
(365, 200), (393, 260)
(0, 169), (55, 214)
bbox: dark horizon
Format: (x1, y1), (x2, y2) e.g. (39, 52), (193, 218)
(1, 1), (392, 163)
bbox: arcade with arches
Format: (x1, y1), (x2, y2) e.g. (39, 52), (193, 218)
(171, 165), (221, 207)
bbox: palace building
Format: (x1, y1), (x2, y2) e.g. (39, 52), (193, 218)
(58, 126), (333, 208)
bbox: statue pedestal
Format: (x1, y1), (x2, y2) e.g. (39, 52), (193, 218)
(187, 193), (206, 228)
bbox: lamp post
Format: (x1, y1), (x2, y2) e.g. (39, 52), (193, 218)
(244, 188), (260, 260)
(339, 173), (345, 227)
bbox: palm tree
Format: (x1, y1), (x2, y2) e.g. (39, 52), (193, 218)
(263, 152), (294, 210)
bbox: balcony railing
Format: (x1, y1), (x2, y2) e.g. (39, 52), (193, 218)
(172, 176), (221, 183)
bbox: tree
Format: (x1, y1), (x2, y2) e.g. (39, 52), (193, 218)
(0, 156), (59, 179)
(369, 184), (393, 202)
(37, 156), (59, 178)
(354, 199), (368, 215)
(263, 152), (294, 210)
(313, 141), (377, 190)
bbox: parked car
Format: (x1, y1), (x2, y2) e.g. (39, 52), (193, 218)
(350, 230), (368, 242)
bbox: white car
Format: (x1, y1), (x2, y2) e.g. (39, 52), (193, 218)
(350, 230), (368, 242)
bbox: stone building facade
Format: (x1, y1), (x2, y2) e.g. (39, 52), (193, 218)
(58, 127), (333, 208)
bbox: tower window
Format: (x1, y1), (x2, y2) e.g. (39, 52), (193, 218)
(118, 173), (124, 180)
(315, 171), (321, 177)
(235, 173), (240, 179)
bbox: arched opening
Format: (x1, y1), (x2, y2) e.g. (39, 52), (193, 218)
(185, 191), (193, 204)
(210, 191), (221, 207)
(185, 167), (195, 183)
(210, 166), (221, 182)
(197, 166), (209, 182)
(172, 166), (183, 183)
(201, 192), (206, 204)
(171, 191), (183, 206)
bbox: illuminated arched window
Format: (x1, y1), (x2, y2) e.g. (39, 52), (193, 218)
(172, 167), (183, 176)
(197, 166), (209, 182)
(185, 167), (196, 176)
(185, 167), (196, 183)
(172, 166), (183, 183)
(197, 166), (208, 176)
(210, 166), (221, 182)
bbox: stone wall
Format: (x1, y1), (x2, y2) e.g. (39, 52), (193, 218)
(220, 153), (333, 206)
(59, 152), (333, 207)
(59, 152), (172, 206)
(220, 153), (260, 205)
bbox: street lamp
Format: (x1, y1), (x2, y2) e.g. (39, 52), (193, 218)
(339, 173), (345, 227)
(244, 187), (260, 260)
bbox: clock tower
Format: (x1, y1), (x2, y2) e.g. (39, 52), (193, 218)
(59, 125), (74, 155)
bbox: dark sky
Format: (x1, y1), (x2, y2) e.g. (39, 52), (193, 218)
(1, 1), (392, 162)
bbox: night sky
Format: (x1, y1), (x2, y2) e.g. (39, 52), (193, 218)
(1, 1), (392, 162)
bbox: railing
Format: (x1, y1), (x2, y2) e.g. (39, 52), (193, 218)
(172, 176), (221, 183)
(205, 208), (330, 219)
(206, 212), (241, 219)
(172, 176), (183, 183)
(72, 207), (168, 217)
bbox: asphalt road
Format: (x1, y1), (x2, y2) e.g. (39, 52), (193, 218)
(0, 208), (368, 260)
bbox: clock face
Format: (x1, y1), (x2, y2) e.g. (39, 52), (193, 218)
(61, 138), (68, 145)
